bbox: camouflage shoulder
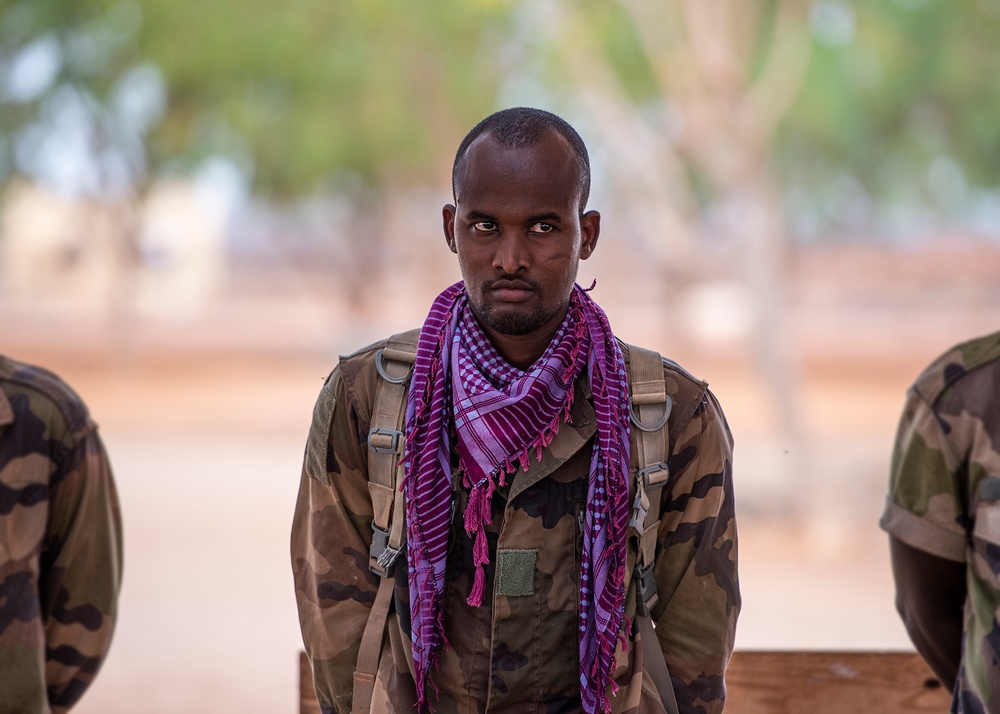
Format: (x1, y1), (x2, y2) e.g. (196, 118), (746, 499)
(337, 327), (421, 426)
(0, 354), (91, 439)
(912, 330), (1000, 406)
(618, 339), (710, 435)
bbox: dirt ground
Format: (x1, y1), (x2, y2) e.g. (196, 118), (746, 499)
(4, 240), (999, 713)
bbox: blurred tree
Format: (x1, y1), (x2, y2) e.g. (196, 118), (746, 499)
(5, 0), (1000, 227)
(0, 0), (151, 192)
(1, 0), (515, 194)
(779, 0), (1000, 238)
(136, 0), (515, 196)
(523, 0), (811, 473)
(135, 0), (517, 313)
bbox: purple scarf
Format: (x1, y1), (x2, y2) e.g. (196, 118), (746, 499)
(404, 281), (631, 714)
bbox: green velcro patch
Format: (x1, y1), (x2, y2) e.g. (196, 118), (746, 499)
(496, 548), (537, 597)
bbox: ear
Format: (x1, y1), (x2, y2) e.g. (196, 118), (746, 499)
(442, 204), (458, 254)
(579, 210), (600, 260)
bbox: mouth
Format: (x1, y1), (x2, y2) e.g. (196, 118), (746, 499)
(486, 279), (536, 303)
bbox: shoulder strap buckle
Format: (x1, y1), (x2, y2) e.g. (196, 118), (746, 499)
(369, 521), (402, 577)
(368, 427), (403, 455)
(638, 462), (670, 489)
(634, 562), (659, 616)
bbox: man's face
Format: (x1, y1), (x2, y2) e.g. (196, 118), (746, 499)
(443, 130), (600, 347)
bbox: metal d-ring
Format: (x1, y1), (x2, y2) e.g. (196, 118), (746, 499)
(375, 348), (411, 385)
(630, 395), (672, 432)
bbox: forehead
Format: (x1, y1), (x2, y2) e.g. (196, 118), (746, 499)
(455, 130), (582, 212)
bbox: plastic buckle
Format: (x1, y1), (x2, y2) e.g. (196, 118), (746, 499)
(368, 428), (403, 455)
(638, 462), (670, 489)
(629, 486), (649, 532)
(369, 522), (400, 577)
(634, 562), (659, 616)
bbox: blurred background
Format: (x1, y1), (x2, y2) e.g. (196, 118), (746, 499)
(2, 0), (1000, 710)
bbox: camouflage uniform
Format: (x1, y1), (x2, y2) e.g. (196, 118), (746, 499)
(0, 355), (123, 714)
(292, 338), (739, 714)
(881, 331), (1000, 713)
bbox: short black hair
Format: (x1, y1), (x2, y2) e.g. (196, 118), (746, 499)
(451, 107), (591, 211)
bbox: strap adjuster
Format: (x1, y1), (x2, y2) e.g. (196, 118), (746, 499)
(368, 428), (403, 455)
(638, 462), (670, 489)
(634, 562), (659, 616)
(369, 522), (401, 576)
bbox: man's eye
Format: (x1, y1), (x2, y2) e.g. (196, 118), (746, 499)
(473, 221), (497, 232)
(530, 222), (554, 234)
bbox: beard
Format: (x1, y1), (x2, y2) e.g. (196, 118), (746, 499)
(474, 300), (555, 336)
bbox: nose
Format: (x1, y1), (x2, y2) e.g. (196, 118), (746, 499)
(492, 230), (530, 274)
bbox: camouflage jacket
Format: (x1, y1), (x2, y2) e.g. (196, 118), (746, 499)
(292, 337), (739, 714)
(881, 331), (1000, 713)
(0, 355), (123, 714)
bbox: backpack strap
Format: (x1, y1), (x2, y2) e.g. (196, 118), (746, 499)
(626, 343), (680, 714)
(352, 330), (419, 714)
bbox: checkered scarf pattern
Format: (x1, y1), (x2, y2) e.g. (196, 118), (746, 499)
(404, 281), (631, 713)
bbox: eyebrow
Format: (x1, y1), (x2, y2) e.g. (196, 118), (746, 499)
(463, 210), (564, 224)
(526, 213), (562, 224)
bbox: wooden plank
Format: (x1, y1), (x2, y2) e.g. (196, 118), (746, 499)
(300, 651), (322, 714)
(726, 651), (952, 713)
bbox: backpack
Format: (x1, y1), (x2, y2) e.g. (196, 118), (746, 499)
(352, 329), (679, 714)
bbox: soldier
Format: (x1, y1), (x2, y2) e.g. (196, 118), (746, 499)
(292, 107), (739, 714)
(882, 330), (1000, 712)
(0, 355), (123, 712)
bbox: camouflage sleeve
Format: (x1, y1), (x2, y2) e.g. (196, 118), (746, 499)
(41, 424), (123, 713)
(291, 367), (378, 714)
(880, 388), (968, 562)
(652, 389), (739, 714)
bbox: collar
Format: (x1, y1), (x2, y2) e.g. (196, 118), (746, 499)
(508, 377), (597, 503)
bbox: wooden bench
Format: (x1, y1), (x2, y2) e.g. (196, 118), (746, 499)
(299, 650), (951, 713)
(725, 651), (950, 712)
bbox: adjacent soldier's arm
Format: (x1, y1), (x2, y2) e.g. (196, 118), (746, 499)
(889, 536), (964, 690)
(881, 388), (969, 693)
(41, 424), (123, 713)
(652, 390), (738, 714)
(291, 368), (378, 714)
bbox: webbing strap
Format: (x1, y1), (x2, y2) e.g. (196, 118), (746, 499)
(366, 331), (418, 576)
(351, 574), (395, 714)
(626, 343), (675, 714)
(354, 330), (418, 714)
(627, 344), (671, 571)
(638, 611), (680, 714)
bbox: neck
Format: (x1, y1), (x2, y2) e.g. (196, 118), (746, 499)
(479, 307), (569, 370)
(485, 331), (553, 370)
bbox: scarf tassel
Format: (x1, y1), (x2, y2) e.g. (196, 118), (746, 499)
(465, 478), (495, 607)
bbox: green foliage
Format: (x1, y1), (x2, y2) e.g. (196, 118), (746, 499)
(777, 0), (1000, 224)
(137, 0), (515, 195)
(0, 0), (515, 195)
